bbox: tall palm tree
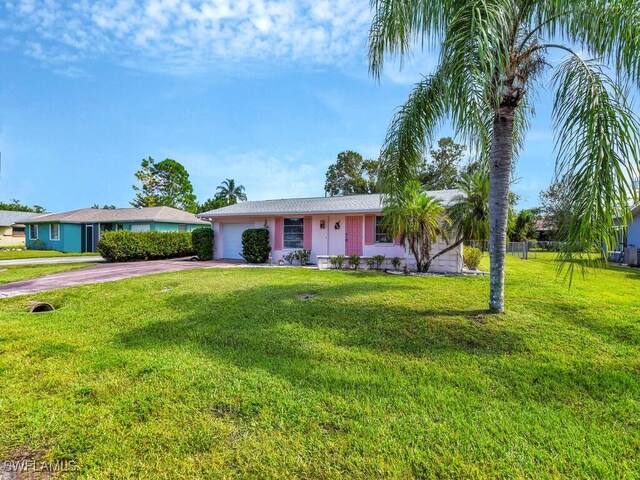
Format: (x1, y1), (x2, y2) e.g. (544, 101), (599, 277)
(383, 181), (451, 272)
(216, 178), (247, 205)
(370, 0), (640, 312)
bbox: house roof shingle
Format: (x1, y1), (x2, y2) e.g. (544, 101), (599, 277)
(0, 210), (41, 227)
(24, 206), (209, 225)
(197, 190), (462, 218)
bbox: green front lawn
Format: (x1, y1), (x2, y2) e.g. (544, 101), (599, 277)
(0, 263), (92, 284)
(0, 250), (97, 260)
(0, 254), (638, 478)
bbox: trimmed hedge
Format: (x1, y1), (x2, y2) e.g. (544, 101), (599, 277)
(97, 230), (194, 262)
(192, 228), (214, 261)
(241, 228), (270, 263)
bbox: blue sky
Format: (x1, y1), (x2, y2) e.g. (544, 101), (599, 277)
(0, 0), (559, 212)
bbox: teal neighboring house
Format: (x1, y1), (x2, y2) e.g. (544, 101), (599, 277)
(23, 206), (210, 253)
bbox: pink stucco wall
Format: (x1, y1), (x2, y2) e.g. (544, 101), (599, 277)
(208, 213), (462, 272)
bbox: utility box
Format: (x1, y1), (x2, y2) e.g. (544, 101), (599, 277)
(624, 246), (638, 267)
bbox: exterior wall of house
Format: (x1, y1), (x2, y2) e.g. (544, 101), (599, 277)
(212, 217), (271, 260)
(1, 225), (27, 247)
(26, 223), (82, 252)
(150, 222), (206, 232)
(108, 222), (205, 232)
(627, 213), (640, 248)
(210, 213), (463, 273)
(24, 222), (207, 253)
(60, 224), (82, 252)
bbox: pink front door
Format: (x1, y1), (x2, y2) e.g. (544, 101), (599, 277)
(345, 216), (363, 256)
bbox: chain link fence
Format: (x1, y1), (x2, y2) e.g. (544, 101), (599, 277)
(466, 240), (567, 260)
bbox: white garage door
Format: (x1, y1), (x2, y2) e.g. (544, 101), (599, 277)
(222, 223), (254, 259)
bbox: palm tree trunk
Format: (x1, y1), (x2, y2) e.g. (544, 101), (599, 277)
(488, 106), (515, 313)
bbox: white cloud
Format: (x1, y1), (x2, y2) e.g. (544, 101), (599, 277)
(381, 50), (440, 85)
(170, 149), (332, 200)
(1, 0), (373, 75)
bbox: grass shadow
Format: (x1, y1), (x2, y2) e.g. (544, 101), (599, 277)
(114, 277), (524, 392)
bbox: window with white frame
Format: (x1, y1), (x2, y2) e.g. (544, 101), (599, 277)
(29, 225), (38, 240)
(50, 224), (60, 241)
(375, 216), (393, 243)
(284, 218), (304, 249)
(100, 223), (125, 233)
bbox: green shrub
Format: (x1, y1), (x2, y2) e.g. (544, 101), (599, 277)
(284, 250), (311, 266)
(284, 252), (295, 265)
(191, 228), (214, 261)
(348, 254), (361, 270)
(366, 258), (376, 269)
(372, 254), (386, 270)
(28, 239), (46, 250)
(295, 250), (311, 265)
(329, 254), (345, 269)
(464, 245), (483, 270)
(97, 231), (194, 262)
(391, 257), (402, 271)
(241, 228), (270, 263)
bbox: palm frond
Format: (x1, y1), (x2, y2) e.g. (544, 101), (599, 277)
(552, 56), (640, 277)
(441, 0), (512, 105)
(382, 181), (450, 271)
(439, 0), (533, 156)
(539, 0), (640, 86)
(378, 69), (448, 198)
(368, 0), (460, 79)
(449, 169), (490, 247)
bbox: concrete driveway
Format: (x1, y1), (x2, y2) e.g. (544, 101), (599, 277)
(0, 258), (244, 298)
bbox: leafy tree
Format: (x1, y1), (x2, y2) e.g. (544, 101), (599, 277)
(0, 199), (45, 213)
(92, 204), (117, 209)
(370, 0), (640, 312)
(131, 157), (198, 213)
(197, 196), (230, 213)
(461, 160), (485, 177)
(324, 151), (379, 196)
(539, 180), (572, 240)
(215, 179), (247, 205)
(382, 181), (451, 272)
(509, 209), (539, 242)
(420, 137), (466, 190)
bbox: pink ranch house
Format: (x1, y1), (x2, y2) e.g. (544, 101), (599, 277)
(197, 192), (463, 273)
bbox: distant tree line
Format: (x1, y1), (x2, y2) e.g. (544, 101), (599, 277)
(324, 137), (571, 247)
(324, 137), (478, 197)
(0, 199), (45, 213)
(5, 147), (568, 244)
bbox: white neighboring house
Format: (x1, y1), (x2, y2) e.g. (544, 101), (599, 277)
(0, 210), (40, 247)
(196, 192), (464, 273)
